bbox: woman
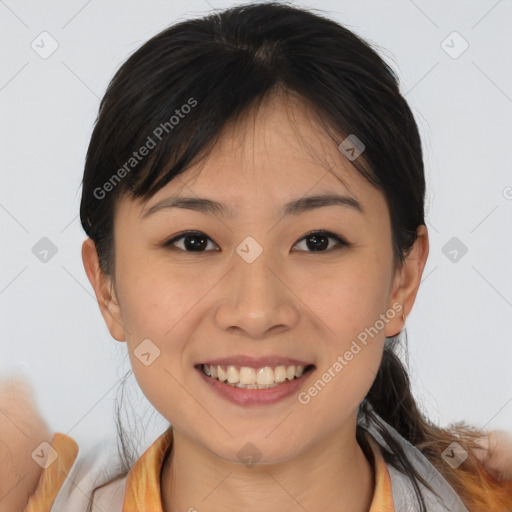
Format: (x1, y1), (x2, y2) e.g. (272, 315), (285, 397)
(2, 2), (512, 511)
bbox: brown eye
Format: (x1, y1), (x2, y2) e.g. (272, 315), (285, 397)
(163, 231), (219, 252)
(293, 230), (350, 252)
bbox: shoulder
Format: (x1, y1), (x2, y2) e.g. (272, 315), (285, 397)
(24, 433), (126, 512)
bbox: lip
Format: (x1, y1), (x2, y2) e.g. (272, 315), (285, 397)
(198, 355), (313, 369)
(196, 364), (315, 406)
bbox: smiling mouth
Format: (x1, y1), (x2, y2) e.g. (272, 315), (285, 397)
(196, 363), (316, 389)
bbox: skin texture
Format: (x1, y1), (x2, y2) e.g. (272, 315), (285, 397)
(0, 375), (53, 512)
(82, 91), (429, 512)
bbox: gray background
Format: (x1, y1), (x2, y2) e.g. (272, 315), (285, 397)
(1, 0), (511, 456)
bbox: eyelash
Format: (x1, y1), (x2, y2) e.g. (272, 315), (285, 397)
(162, 230), (351, 253)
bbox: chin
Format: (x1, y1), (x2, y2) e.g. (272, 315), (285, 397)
(208, 431), (306, 467)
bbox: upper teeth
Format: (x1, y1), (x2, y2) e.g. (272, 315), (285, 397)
(202, 364), (306, 387)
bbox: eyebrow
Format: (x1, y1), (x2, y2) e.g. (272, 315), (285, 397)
(141, 192), (364, 219)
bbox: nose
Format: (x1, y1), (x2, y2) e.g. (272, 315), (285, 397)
(213, 249), (300, 339)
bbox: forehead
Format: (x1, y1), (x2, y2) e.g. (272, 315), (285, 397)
(125, 92), (388, 224)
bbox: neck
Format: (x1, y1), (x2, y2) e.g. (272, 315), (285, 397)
(161, 419), (375, 512)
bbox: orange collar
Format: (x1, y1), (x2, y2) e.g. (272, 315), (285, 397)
(122, 428), (173, 511)
(24, 428), (394, 511)
(122, 428), (394, 512)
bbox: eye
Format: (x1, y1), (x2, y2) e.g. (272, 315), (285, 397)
(163, 231), (219, 252)
(293, 230), (351, 253)
(162, 229), (350, 253)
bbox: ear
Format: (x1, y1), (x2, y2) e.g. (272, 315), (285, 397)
(81, 238), (126, 342)
(385, 224), (429, 337)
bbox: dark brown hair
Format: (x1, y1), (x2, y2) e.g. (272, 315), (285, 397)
(80, 3), (512, 511)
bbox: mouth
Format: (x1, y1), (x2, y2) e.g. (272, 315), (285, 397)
(195, 362), (316, 389)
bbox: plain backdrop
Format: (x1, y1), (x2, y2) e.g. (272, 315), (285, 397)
(1, 0), (511, 456)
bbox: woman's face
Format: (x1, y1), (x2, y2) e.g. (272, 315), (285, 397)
(84, 93), (425, 464)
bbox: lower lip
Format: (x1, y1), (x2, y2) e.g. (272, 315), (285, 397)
(196, 366), (315, 406)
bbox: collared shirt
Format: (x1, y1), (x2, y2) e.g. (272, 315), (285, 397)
(24, 428), (394, 511)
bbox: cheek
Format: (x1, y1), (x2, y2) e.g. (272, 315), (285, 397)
(294, 254), (389, 403)
(295, 255), (391, 345)
(115, 257), (226, 424)
(116, 255), (200, 338)
(112, 259), (187, 410)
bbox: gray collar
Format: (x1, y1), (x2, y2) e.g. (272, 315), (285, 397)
(360, 412), (470, 511)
